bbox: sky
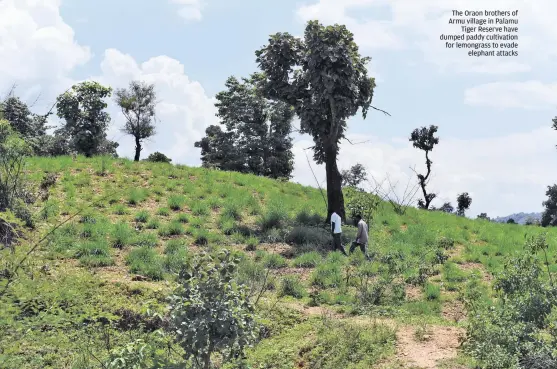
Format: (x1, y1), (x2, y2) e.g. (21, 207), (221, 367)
(1, 0), (557, 218)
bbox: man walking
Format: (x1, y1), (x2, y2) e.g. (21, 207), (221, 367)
(350, 214), (371, 260)
(330, 210), (348, 255)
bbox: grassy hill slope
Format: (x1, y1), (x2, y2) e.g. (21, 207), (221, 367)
(2, 156), (557, 369)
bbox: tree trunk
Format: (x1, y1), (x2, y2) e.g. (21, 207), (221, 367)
(203, 350), (212, 369)
(134, 136), (141, 162)
(324, 143), (345, 223)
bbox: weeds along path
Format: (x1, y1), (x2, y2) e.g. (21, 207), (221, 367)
(281, 301), (464, 369)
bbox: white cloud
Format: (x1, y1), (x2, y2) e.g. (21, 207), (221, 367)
(96, 49), (218, 164)
(296, 0), (557, 73)
(0, 0), (90, 82)
(170, 0), (204, 22)
(465, 81), (557, 109)
(292, 127), (557, 217)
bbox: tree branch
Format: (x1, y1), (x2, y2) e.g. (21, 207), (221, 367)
(369, 105), (391, 116)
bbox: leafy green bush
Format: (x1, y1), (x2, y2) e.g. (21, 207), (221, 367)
(168, 250), (258, 368)
(463, 234), (557, 368)
(146, 151), (172, 163)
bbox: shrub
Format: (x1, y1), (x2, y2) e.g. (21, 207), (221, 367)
(146, 151), (172, 163)
(463, 235), (557, 368)
(0, 120), (34, 226)
(168, 250), (258, 367)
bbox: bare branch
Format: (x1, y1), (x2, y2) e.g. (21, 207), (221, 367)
(370, 105), (391, 116)
(343, 137), (371, 146)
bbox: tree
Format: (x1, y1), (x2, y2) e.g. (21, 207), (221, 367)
(195, 125), (244, 172)
(168, 250), (258, 369)
(56, 81), (118, 157)
(0, 96), (47, 139)
(146, 152), (171, 163)
(341, 163), (367, 189)
(410, 125), (439, 210)
(541, 184), (557, 227)
(0, 120), (34, 226)
(506, 218), (516, 224)
(195, 75), (295, 179)
(255, 20), (379, 221)
(438, 202), (454, 213)
(477, 213), (490, 220)
(456, 192), (472, 216)
(114, 81), (158, 161)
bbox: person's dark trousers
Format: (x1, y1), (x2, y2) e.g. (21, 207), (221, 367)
(332, 233), (348, 255)
(350, 241), (371, 260)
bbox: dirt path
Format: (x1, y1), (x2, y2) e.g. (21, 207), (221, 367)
(281, 301), (464, 368)
(395, 325), (464, 368)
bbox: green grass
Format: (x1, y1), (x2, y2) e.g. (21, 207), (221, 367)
(5, 156), (557, 368)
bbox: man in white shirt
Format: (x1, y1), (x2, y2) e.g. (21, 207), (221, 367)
(330, 210), (348, 255)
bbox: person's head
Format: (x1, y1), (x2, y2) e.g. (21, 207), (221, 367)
(355, 214), (362, 222)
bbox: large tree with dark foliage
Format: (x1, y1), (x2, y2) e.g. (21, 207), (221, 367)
(456, 192), (472, 216)
(437, 202), (454, 213)
(541, 184), (557, 227)
(341, 163), (367, 189)
(410, 125), (439, 210)
(56, 81), (118, 157)
(195, 75), (295, 179)
(255, 20), (379, 220)
(0, 96), (48, 139)
(114, 81), (158, 161)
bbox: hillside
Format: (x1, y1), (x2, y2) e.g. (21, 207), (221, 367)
(493, 212), (542, 224)
(2, 156), (557, 369)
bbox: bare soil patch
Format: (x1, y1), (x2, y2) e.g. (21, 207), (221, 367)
(395, 325), (464, 369)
